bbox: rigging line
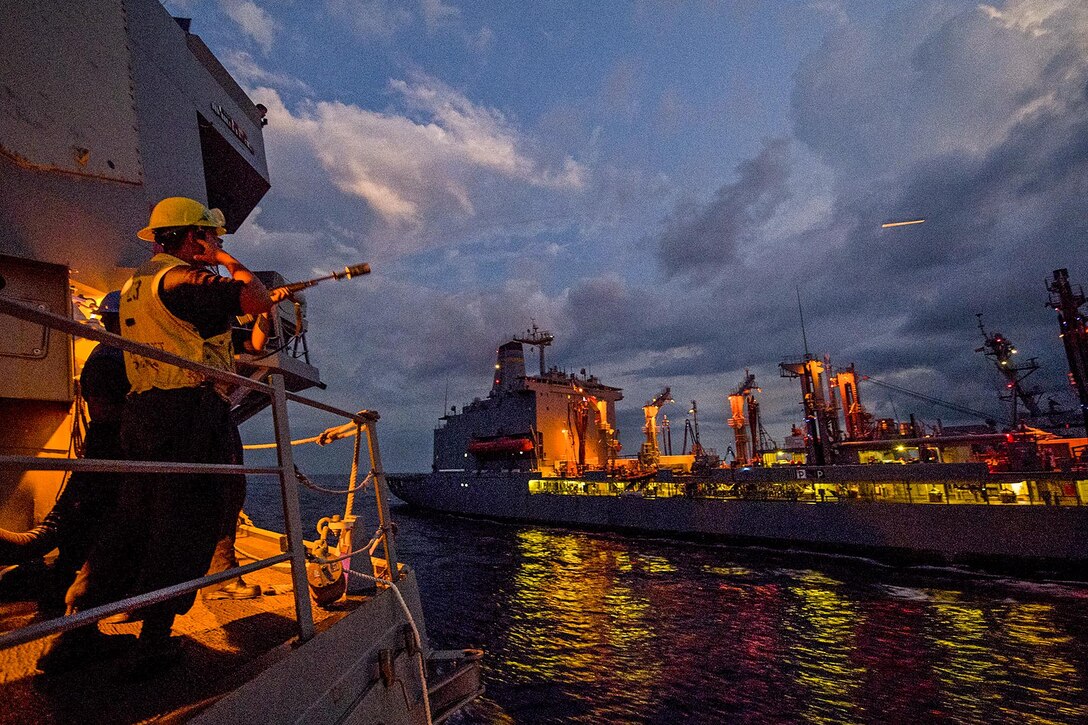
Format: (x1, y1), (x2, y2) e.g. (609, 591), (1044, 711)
(295, 466), (374, 495)
(309, 534), (384, 564)
(796, 287), (810, 358)
(344, 565), (433, 725)
(243, 421), (361, 449)
(863, 376), (999, 422)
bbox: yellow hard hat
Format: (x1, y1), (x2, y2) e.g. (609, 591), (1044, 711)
(137, 197), (227, 241)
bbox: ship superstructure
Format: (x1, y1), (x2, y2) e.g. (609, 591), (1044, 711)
(435, 334), (622, 477)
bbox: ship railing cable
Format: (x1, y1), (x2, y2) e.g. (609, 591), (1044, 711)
(0, 294), (405, 669)
(296, 466), (374, 495)
(242, 419), (362, 449)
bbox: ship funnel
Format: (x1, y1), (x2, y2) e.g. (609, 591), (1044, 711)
(493, 341), (526, 393)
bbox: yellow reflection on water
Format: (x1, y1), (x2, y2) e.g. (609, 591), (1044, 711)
(998, 603), (1085, 722)
(924, 592), (1087, 722)
(500, 529), (662, 703)
(704, 565), (754, 577)
(928, 592), (996, 720)
(785, 570), (865, 724)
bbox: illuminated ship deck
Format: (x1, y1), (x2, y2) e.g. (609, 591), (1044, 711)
(0, 531), (361, 724)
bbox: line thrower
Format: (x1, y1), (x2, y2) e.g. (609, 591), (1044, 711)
(281, 263), (371, 294)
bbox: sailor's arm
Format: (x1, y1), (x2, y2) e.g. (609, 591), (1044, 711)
(195, 243), (273, 316)
(248, 287), (292, 352)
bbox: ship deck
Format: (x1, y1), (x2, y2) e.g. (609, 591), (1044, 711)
(0, 530), (360, 724)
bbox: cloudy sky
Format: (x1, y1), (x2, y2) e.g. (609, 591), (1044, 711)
(165, 0), (1088, 473)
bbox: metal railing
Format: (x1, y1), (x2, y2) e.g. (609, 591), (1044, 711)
(0, 293), (399, 651)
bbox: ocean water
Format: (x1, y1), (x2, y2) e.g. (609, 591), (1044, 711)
(247, 475), (1088, 724)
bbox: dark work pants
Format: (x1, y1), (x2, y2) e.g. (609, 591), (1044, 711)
(68, 386), (245, 627)
(55, 421), (124, 575)
(206, 424), (246, 582)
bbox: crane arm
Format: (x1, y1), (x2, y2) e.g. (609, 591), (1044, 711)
(861, 376), (999, 423)
(648, 386), (673, 408)
(731, 372), (757, 397)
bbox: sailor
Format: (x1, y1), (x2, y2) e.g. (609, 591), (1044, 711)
(38, 197), (274, 673)
(0, 291), (129, 610)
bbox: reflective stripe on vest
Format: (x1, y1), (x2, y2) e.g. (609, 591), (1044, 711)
(120, 253), (235, 394)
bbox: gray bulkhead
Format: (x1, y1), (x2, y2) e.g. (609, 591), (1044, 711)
(0, 0), (269, 529)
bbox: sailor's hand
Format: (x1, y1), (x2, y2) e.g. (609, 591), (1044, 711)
(192, 236), (227, 265)
(270, 287), (295, 304)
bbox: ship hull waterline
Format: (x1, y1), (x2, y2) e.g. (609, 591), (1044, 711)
(391, 471), (1088, 577)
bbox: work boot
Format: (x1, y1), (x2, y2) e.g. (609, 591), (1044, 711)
(36, 627), (136, 675)
(202, 576), (261, 601)
(122, 616), (182, 678)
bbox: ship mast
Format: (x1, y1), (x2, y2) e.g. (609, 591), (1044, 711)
(1046, 269), (1088, 434)
(513, 322), (555, 376)
(974, 314), (1041, 428)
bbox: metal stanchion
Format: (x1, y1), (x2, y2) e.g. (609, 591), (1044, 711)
(269, 372), (315, 641)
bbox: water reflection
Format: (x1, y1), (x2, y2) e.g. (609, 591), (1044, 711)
(441, 521), (1088, 724)
(497, 531), (663, 719)
(250, 482), (1088, 723)
(786, 570), (864, 723)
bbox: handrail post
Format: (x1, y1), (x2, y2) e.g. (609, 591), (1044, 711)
(268, 372), (315, 641)
(364, 419), (399, 580)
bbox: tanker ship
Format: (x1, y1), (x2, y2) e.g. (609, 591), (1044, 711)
(390, 303), (1088, 576)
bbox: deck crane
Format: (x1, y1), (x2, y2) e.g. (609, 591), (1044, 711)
(780, 357), (841, 464)
(828, 363), (873, 440)
(567, 386), (594, 474)
(639, 387), (672, 468)
(860, 376), (1000, 428)
(681, 400), (701, 455)
(728, 372), (760, 464)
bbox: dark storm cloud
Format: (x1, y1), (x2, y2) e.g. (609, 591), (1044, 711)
(656, 139), (792, 281)
(233, 1), (1088, 469)
(636, 1), (1088, 435)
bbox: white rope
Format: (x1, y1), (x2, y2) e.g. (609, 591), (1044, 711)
(308, 531), (383, 564)
(346, 565), (433, 725)
(243, 421), (361, 450)
(296, 467), (374, 495)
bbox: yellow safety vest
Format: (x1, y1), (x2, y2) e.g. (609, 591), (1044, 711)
(120, 253), (236, 394)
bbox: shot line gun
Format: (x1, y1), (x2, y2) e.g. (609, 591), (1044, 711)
(281, 263), (371, 294)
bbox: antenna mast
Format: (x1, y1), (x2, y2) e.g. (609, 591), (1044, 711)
(797, 288), (810, 358)
(513, 321), (555, 376)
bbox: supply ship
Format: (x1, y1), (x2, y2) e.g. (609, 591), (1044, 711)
(391, 298), (1088, 575)
(0, 1), (479, 722)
